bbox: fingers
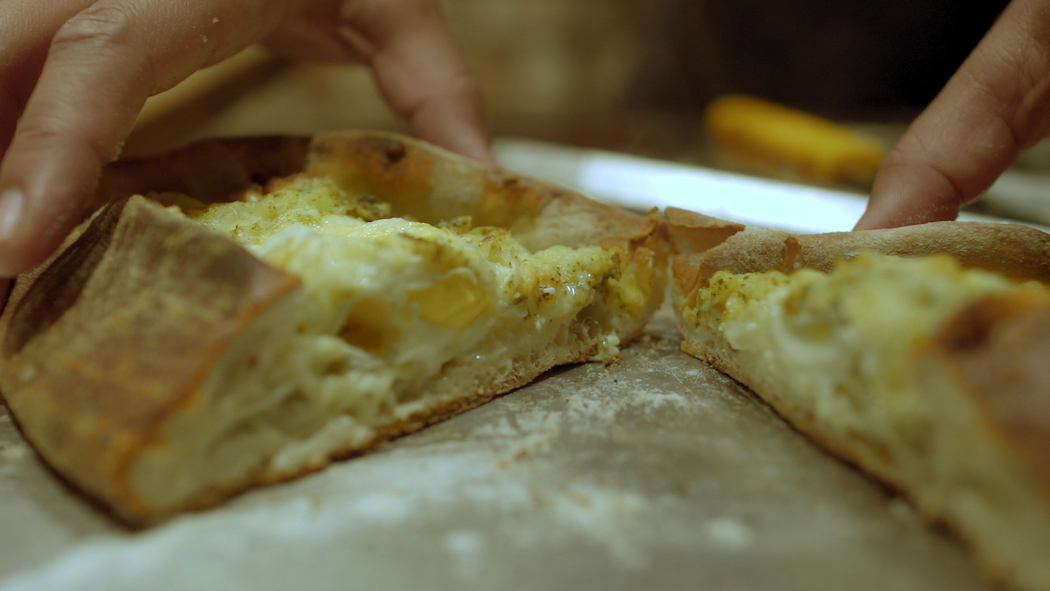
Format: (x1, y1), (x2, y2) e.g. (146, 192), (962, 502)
(856, 0), (1050, 230)
(0, 0), (292, 277)
(0, 0), (488, 278)
(339, 0), (492, 162)
(0, 1), (95, 156)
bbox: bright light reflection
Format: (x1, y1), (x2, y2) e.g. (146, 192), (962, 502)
(494, 139), (1049, 235)
(578, 158), (865, 233)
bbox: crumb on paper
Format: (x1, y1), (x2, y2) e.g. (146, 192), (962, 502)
(591, 334), (621, 362)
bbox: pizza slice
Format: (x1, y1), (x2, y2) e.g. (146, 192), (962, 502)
(0, 132), (668, 525)
(668, 208), (1050, 591)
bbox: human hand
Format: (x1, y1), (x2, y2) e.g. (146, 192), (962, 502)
(0, 0), (490, 278)
(856, 0), (1050, 230)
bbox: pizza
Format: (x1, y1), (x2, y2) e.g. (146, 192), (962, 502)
(0, 132), (668, 525)
(668, 207), (1050, 591)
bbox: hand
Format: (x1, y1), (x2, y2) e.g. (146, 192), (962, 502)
(856, 0), (1050, 230)
(0, 0), (491, 278)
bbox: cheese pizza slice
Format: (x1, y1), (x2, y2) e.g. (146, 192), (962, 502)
(669, 209), (1050, 591)
(0, 132), (668, 525)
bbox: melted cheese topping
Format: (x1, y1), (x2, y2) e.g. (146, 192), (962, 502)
(683, 252), (1022, 435)
(151, 174), (645, 473)
(689, 251), (1017, 353)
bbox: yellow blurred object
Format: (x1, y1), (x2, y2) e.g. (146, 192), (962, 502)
(705, 95), (886, 186)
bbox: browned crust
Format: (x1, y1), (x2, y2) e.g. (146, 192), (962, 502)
(97, 131), (658, 251)
(0, 131), (667, 526)
(668, 217), (1050, 302)
(304, 131), (660, 253)
(0, 196), (301, 521)
(664, 207), (746, 254)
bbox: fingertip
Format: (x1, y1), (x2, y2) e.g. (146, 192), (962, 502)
(409, 93), (494, 164)
(855, 186), (961, 230)
(852, 209), (884, 232)
(0, 188), (24, 242)
(445, 132), (494, 165)
(854, 186), (906, 230)
(348, 0), (492, 163)
(433, 95), (494, 164)
(0, 177), (83, 278)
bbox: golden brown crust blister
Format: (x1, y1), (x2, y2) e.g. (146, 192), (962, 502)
(0, 131), (667, 525)
(667, 207), (1050, 301)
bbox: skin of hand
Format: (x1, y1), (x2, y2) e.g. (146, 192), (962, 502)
(856, 0), (1050, 230)
(0, 0), (491, 280)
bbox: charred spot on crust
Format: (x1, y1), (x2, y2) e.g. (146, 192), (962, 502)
(383, 141), (407, 165)
(935, 292), (1048, 353)
(779, 236), (803, 272)
(939, 306), (996, 352)
(4, 198), (128, 358)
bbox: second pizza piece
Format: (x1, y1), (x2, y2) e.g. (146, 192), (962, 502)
(668, 210), (1050, 591)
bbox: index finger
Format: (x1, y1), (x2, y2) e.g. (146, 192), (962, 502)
(339, 0), (492, 162)
(855, 0), (1050, 230)
(0, 0), (292, 277)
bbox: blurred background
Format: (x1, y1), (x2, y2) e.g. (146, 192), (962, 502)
(127, 0), (662, 157)
(126, 0), (1007, 154)
(125, 0), (1021, 203)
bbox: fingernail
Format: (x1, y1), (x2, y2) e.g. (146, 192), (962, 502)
(0, 188), (23, 241)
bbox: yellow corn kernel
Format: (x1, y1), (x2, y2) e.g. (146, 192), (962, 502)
(407, 272), (492, 329)
(705, 95), (885, 185)
(340, 297), (402, 354)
